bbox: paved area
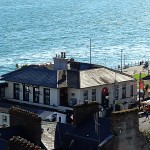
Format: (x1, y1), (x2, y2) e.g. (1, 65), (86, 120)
(139, 114), (150, 131)
(123, 65), (149, 76)
(41, 121), (56, 150)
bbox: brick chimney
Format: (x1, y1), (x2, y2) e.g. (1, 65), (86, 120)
(73, 102), (99, 126)
(9, 107), (42, 146)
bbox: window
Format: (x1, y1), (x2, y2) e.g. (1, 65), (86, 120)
(14, 83), (20, 100)
(131, 85), (133, 97)
(44, 88), (50, 105)
(83, 90), (88, 101)
(92, 89), (96, 101)
(0, 88), (5, 98)
(114, 85), (119, 100)
(33, 87), (40, 103)
(2, 115), (7, 123)
(23, 85), (29, 101)
(122, 83), (126, 99)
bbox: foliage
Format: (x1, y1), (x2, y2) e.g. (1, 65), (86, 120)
(15, 64), (28, 69)
(142, 130), (150, 148)
(21, 64), (28, 68)
(133, 73), (147, 81)
(115, 102), (121, 111)
(16, 63), (19, 69)
(145, 84), (150, 91)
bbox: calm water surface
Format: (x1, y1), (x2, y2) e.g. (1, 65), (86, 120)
(0, 0), (150, 75)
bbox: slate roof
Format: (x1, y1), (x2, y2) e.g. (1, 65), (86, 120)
(142, 75), (150, 80)
(67, 70), (80, 88)
(1, 65), (58, 88)
(54, 117), (111, 150)
(1, 63), (135, 89)
(79, 68), (135, 88)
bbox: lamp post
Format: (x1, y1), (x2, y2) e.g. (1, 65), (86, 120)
(124, 55), (125, 69)
(121, 50), (123, 72)
(90, 38), (91, 64)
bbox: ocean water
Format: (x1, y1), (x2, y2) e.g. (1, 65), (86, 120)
(0, 0), (150, 75)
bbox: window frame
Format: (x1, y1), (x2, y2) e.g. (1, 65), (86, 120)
(114, 84), (119, 100)
(23, 85), (30, 101)
(83, 90), (88, 101)
(33, 87), (40, 103)
(14, 83), (20, 100)
(92, 89), (96, 101)
(122, 83), (126, 99)
(43, 88), (50, 105)
(130, 85), (133, 97)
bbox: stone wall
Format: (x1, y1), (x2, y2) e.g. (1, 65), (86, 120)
(9, 136), (44, 150)
(99, 108), (149, 150)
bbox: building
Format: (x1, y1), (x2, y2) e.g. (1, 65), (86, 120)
(0, 107), (10, 127)
(0, 52), (137, 112)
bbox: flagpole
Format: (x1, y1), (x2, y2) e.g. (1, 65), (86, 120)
(90, 38), (91, 64)
(139, 72), (141, 110)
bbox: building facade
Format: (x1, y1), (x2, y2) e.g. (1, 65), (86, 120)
(1, 52), (137, 111)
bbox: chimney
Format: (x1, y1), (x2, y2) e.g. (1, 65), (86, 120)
(73, 102), (99, 126)
(9, 107), (42, 146)
(61, 52), (64, 58)
(64, 52), (66, 58)
(53, 52), (68, 70)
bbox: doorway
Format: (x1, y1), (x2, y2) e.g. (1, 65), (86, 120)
(101, 87), (109, 108)
(60, 87), (68, 106)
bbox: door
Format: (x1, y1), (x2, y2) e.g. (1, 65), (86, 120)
(60, 88), (68, 106)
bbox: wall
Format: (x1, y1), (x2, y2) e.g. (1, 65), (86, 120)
(0, 113), (10, 126)
(9, 107), (42, 146)
(73, 102), (99, 126)
(9, 136), (44, 150)
(4, 81), (60, 107)
(5, 81), (14, 99)
(56, 112), (66, 123)
(50, 88), (59, 106)
(68, 80), (136, 107)
(100, 109), (149, 150)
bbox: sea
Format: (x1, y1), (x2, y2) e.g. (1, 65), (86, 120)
(0, 0), (150, 76)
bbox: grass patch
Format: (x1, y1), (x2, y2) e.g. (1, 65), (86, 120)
(133, 73), (147, 81)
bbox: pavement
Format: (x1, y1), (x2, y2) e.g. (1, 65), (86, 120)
(139, 114), (150, 131)
(123, 65), (149, 76)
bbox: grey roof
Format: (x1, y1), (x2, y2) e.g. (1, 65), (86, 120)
(67, 70), (80, 88)
(142, 75), (150, 80)
(80, 68), (135, 88)
(1, 64), (135, 89)
(1, 65), (57, 88)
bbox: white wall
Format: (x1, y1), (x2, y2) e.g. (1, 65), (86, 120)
(0, 113), (10, 126)
(67, 80), (137, 107)
(50, 88), (59, 106)
(4, 80), (137, 108)
(56, 113), (66, 123)
(4, 81), (60, 107)
(5, 81), (13, 99)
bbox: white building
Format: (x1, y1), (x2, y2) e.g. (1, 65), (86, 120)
(0, 52), (137, 111)
(0, 108), (10, 127)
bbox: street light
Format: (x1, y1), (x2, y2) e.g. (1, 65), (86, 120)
(121, 50), (123, 72)
(124, 55), (125, 69)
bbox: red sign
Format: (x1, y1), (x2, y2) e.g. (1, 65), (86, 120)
(102, 87), (108, 94)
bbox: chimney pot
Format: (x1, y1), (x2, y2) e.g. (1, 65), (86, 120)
(61, 52), (63, 58)
(64, 52), (66, 58)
